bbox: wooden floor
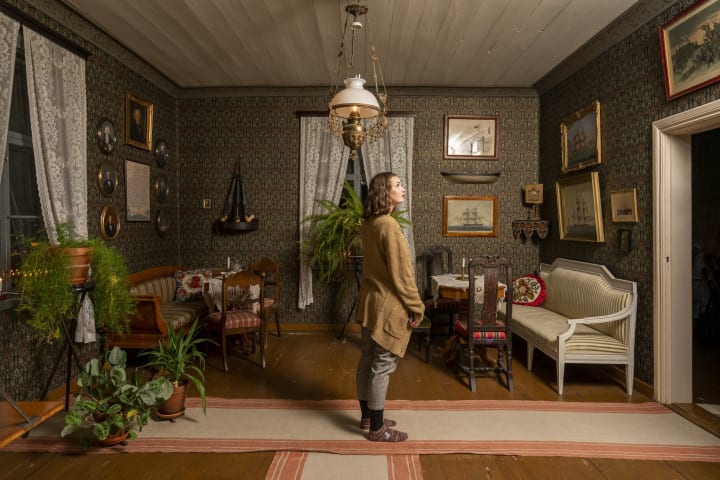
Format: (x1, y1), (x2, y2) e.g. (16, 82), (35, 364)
(2, 331), (719, 480)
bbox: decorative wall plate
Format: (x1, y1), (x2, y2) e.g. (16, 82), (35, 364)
(155, 174), (169, 203)
(96, 118), (117, 155)
(440, 172), (501, 184)
(155, 208), (169, 237)
(97, 161), (118, 197)
(154, 139), (168, 168)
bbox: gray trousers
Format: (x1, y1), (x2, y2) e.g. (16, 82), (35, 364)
(356, 327), (399, 411)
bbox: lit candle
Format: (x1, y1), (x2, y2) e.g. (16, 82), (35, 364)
(462, 257), (466, 269)
(227, 256), (230, 271)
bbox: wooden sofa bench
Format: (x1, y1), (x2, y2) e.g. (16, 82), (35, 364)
(104, 266), (209, 350)
(510, 258), (637, 395)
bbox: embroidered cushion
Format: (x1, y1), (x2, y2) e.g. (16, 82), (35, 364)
(512, 274), (546, 306)
(174, 270), (212, 302)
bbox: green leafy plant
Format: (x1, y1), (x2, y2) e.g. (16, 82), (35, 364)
(62, 346), (172, 445)
(301, 182), (409, 283)
(139, 320), (215, 414)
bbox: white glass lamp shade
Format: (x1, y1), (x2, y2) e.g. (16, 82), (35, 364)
(329, 76), (380, 119)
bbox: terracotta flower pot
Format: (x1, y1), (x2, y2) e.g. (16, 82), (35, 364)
(98, 430), (128, 447)
(61, 246), (93, 285)
(158, 380), (188, 416)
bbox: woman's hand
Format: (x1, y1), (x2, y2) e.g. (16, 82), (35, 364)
(408, 314), (420, 328)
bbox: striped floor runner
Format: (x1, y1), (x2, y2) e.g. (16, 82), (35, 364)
(265, 452), (422, 480)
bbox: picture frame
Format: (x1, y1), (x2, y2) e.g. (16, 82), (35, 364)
(125, 93), (153, 150)
(442, 195), (498, 237)
(524, 183), (543, 204)
(154, 174), (170, 203)
(444, 115), (498, 160)
(617, 228), (633, 253)
(99, 204), (121, 241)
(154, 138), (168, 168)
(155, 208), (169, 237)
(561, 100), (601, 173)
(660, 0), (720, 100)
(610, 188), (639, 223)
(555, 171), (605, 242)
(96, 117), (117, 154)
(124, 159), (151, 222)
(97, 161), (117, 197)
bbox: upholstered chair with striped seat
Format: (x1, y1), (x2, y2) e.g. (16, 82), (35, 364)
(454, 255), (513, 392)
(205, 270), (266, 372)
(250, 258), (281, 339)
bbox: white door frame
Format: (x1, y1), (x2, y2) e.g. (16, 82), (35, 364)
(652, 98), (720, 404)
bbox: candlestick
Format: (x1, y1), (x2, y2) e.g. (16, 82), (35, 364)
(227, 256), (230, 271)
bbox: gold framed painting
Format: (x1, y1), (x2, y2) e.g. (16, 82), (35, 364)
(125, 159), (151, 222)
(97, 161), (117, 197)
(524, 183), (543, 204)
(610, 188), (639, 223)
(442, 195), (497, 237)
(560, 100), (601, 173)
(444, 115), (498, 160)
(555, 171), (605, 242)
(125, 93), (153, 150)
(99, 204), (121, 241)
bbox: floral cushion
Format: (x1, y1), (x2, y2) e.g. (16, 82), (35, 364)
(512, 274), (546, 306)
(174, 270), (212, 302)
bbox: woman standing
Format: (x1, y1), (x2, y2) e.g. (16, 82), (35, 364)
(355, 172), (425, 442)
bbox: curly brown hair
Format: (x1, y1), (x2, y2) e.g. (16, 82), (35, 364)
(363, 172), (398, 218)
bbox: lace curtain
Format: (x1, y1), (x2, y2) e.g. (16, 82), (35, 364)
(298, 116), (349, 309)
(0, 13), (19, 180)
(24, 28), (94, 342)
(362, 116), (416, 261)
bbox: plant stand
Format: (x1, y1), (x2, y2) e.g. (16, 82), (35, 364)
(337, 256), (363, 340)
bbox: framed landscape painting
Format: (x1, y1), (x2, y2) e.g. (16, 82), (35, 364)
(556, 172), (605, 242)
(560, 101), (601, 173)
(442, 195), (497, 237)
(660, 0), (720, 100)
(444, 115), (498, 160)
(125, 159), (151, 222)
(610, 188), (639, 223)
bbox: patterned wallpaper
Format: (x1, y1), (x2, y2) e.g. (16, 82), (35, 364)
(538, 0), (720, 385)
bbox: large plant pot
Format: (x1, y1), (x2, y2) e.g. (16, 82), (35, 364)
(61, 246), (93, 285)
(158, 380), (188, 417)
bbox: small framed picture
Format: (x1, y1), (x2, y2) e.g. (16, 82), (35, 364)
(444, 115), (498, 160)
(561, 100), (601, 173)
(154, 139), (168, 168)
(442, 195), (498, 237)
(96, 118), (117, 154)
(555, 171), (605, 243)
(125, 93), (153, 151)
(610, 189), (639, 223)
(125, 159), (151, 222)
(524, 184), (543, 204)
(155, 208), (169, 237)
(99, 204), (121, 241)
(97, 161), (118, 197)
(617, 229), (633, 253)
(155, 174), (170, 203)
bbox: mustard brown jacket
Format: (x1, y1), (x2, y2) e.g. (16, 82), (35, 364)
(355, 215), (425, 357)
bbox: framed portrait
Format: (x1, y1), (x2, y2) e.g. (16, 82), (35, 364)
(154, 139), (168, 168)
(442, 195), (498, 237)
(125, 93), (153, 150)
(155, 208), (169, 237)
(555, 171), (605, 242)
(617, 228), (633, 253)
(524, 183), (543, 204)
(660, 0), (720, 100)
(99, 205), (121, 241)
(610, 188), (639, 223)
(444, 115), (498, 159)
(561, 100), (601, 173)
(124, 159), (151, 222)
(96, 118), (117, 154)
(154, 174), (170, 203)
(97, 161), (118, 197)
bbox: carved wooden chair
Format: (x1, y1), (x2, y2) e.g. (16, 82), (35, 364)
(419, 245), (459, 337)
(250, 257), (281, 339)
(454, 255), (513, 392)
(205, 270), (266, 371)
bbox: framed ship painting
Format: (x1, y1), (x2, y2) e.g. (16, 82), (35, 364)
(555, 172), (605, 242)
(561, 100), (601, 173)
(442, 195), (497, 237)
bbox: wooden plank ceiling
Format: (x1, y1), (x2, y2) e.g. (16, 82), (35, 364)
(60, 0), (640, 88)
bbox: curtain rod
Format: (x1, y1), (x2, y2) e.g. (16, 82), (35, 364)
(0, 2), (91, 60)
(295, 110), (416, 118)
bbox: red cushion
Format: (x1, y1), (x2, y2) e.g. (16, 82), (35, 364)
(206, 310), (261, 329)
(512, 274), (546, 306)
(263, 298), (275, 308)
(454, 319), (507, 340)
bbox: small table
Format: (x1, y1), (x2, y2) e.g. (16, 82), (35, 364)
(431, 274), (506, 306)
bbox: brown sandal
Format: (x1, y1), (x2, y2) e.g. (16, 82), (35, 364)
(368, 424), (408, 442)
(360, 418), (396, 430)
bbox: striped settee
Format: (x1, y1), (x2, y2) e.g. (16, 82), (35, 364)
(104, 266), (209, 350)
(511, 259), (637, 395)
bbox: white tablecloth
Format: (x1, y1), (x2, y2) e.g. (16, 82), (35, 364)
(203, 276), (260, 313)
(431, 274), (507, 306)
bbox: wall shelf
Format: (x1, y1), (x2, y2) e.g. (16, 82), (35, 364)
(441, 172), (501, 184)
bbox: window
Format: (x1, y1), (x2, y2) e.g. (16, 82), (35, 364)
(343, 149), (367, 203)
(1, 36), (45, 289)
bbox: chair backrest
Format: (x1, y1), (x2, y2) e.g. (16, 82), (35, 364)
(220, 270), (265, 316)
(467, 255), (513, 330)
(420, 245), (453, 298)
(250, 257), (280, 304)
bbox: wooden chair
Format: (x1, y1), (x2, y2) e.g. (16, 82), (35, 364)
(454, 255), (513, 392)
(205, 270), (266, 371)
(419, 245), (459, 337)
(250, 257), (281, 338)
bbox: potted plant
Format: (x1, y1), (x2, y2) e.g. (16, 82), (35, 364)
(61, 346), (172, 447)
(17, 225), (135, 342)
(139, 320), (214, 418)
(301, 182), (409, 283)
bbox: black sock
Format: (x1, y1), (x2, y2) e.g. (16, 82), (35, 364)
(369, 408), (384, 431)
(359, 400), (370, 419)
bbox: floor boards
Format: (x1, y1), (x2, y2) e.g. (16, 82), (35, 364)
(1, 332), (718, 479)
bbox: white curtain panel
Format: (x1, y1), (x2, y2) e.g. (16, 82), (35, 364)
(0, 13), (19, 181)
(24, 28), (94, 342)
(362, 116), (416, 262)
(298, 116), (349, 309)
